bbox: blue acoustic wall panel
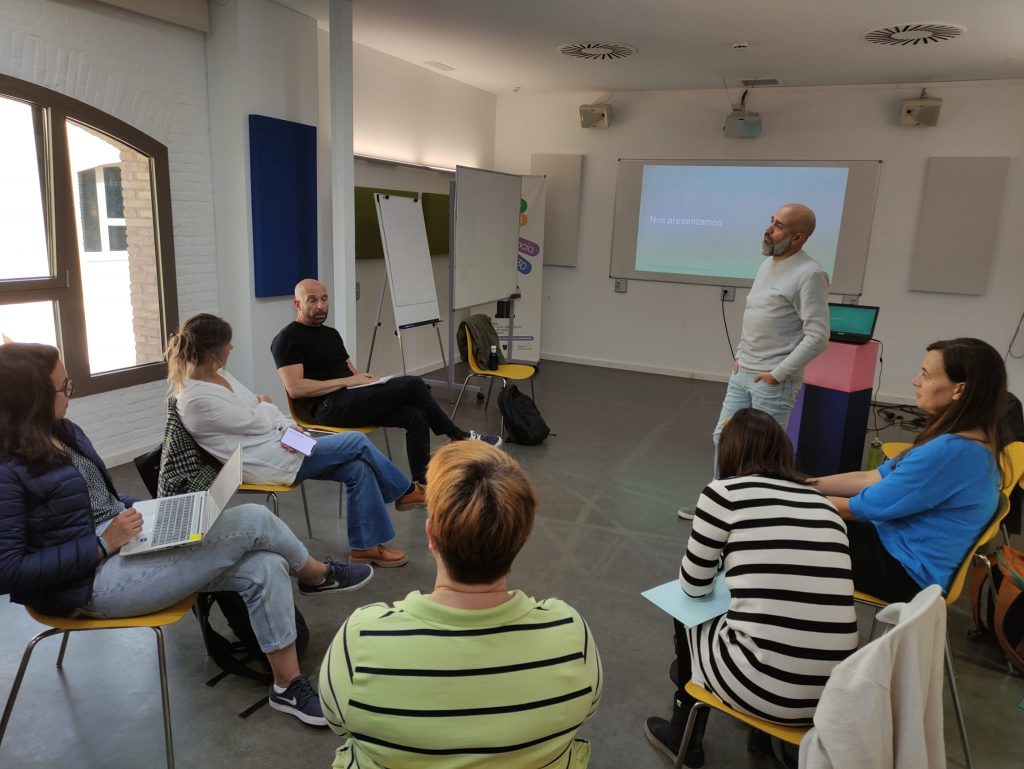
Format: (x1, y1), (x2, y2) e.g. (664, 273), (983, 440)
(249, 114), (317, 297)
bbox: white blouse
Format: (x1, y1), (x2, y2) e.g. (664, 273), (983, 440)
(176, 371), (303, 485)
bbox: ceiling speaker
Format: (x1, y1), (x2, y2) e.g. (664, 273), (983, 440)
(900, 97), (942, 127)
(579, 104), (613, 129)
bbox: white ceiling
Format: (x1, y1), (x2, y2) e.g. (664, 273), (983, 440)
(278, 0), (1024, 95)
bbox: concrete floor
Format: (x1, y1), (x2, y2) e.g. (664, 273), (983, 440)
(1, 360), (1022, 768)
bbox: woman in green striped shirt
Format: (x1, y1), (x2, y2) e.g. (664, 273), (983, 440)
(320, 441), (602, 768)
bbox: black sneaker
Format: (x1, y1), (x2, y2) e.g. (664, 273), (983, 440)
(298, 558), (373, 595)
(467, 429), (503, 448)
(268, 675), (327, 727)
(644, 716), (706, 768)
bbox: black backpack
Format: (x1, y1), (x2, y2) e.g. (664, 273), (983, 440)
(195, 592), (310, 685)
(498, 385), (550, 445)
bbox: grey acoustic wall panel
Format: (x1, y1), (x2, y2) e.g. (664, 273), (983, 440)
(909, 157), (1009, 296)
(530, 153), (582, 267)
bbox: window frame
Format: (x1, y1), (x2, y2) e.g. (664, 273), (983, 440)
(0, 73), (178, 396)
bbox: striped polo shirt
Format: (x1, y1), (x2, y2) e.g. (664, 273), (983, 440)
(681, 475), (858, 724)
(319, 590), (602, 769)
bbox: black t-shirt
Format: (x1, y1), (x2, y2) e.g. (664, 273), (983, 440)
(270, 322), (353, 380)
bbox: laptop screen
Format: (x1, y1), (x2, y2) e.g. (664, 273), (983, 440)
(828, 303), (879, 342)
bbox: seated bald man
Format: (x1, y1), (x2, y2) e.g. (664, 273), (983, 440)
(271, 279), (501, 486)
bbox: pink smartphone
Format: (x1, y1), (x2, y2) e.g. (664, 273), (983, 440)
(281, 426), (316, 456)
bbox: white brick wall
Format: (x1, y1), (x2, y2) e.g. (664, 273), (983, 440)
(0, 0), (218, 465)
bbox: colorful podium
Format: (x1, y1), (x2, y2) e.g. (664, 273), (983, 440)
(787, 341), (880, 476)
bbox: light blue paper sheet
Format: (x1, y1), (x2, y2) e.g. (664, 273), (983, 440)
(641, 572), (731, 628)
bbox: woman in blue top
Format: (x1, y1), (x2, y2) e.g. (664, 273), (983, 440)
(811, 338), (1007, 602)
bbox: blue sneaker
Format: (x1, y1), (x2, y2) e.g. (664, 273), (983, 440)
(467, 429), (503, 448)
(269, 675), (326, 727)
(299, 558), (373, 595)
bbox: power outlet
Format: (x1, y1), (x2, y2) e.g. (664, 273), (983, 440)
(614, 279), (628, 294)
(721, 287), (736, 302)
(355, 282), (360, 300)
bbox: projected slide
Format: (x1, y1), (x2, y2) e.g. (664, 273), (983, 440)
(634, 165), (849, 281)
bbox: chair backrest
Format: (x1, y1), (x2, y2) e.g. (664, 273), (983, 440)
(286, 393), (314, 425)
(1000, 441), (1024, 494)
(881, 441), (912, 461)
(945, 492), (1011, 603)
(464, 326), (483, 374)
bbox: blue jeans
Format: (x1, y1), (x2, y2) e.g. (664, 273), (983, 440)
(712, 370), (803, 474)
(85, 504), (308, 653)
(293, 432), (410, 550)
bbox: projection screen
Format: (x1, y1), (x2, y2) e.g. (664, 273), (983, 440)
(609, 159), (881, 296)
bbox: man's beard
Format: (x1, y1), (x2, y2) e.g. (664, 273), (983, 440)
(307, 310), (328, 325)
(761, 234), (792, 257)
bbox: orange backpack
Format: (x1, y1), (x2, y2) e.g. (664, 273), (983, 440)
(969, 545), (1024, 675)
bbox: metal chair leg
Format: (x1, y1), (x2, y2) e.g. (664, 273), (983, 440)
(673, 701), (710, 769)
(529, 376), (536, 402)
(450, 374), (478, 420)
(945, 630), (973, 769)
(499, 379), (509, 438)
(338, 484), (345, 519)
(383, 428), (392, 459)
(56, 631), (71, 668)
(153, 627), (175, 769)
(484, 378), (496, 411)
(0, 628), (63, 745)
(266, 492), (279, 517)
(299, 483), (312, 539)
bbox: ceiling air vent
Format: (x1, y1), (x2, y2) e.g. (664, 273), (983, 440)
(558, 42), (637, 61)
(740, 78), (781, 87)
(861, 23), (965, 46)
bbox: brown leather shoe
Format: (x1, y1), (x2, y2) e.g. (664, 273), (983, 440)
(349, 545), (408, 568)
(395, 482), (426, 511)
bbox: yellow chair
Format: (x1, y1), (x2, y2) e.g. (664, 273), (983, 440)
(285, 395), (392, 519)
(673, 681), (808, 769)
(238, 481), (313, 539)
(854, 492), (1011, 769)
(286, 394), (391, 458)
(0, 594), (197, 769)
(451, 327), (536, 436)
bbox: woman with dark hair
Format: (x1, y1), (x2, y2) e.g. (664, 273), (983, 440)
(319, 442), (603, 769)
(0, 343), (369, 727)
(167, 313), (422, 568)
(811, 337), (1007, 602)
(645, 408), (857, 766)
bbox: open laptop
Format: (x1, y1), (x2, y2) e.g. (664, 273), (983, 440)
(120, 445), (243, 556)
(828, 303), (879, 345)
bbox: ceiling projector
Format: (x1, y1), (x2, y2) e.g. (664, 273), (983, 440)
(723, 107), (761, 139)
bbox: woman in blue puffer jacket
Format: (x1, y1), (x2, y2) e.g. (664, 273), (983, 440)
(0, 343), (369, 727)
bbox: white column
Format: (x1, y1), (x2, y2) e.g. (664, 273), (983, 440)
(329, 0), (357, 357)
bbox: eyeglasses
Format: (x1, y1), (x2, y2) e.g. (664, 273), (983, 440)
(55, 378), (74, 398)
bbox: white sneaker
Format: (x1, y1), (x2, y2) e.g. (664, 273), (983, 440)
(677, 505), (696, 520)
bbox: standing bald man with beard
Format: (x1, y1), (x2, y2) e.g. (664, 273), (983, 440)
(678, 203), (830, 519)
(272, 279), (501, 490)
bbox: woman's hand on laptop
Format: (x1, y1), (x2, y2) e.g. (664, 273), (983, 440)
(103, 508), (144, 553)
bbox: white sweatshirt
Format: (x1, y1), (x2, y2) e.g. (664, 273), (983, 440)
(736, 250), (830, 382)
(176, 371), (303, 485)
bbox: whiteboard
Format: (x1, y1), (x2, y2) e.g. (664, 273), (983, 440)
(374, 194), (441, 329)
(452, 166), (521, 310)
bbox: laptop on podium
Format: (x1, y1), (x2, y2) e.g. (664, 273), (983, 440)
(828, 303), (879, 345)
(120, 445), (243, 556)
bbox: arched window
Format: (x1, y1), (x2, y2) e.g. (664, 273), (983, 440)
(0, 73), (178, 395)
